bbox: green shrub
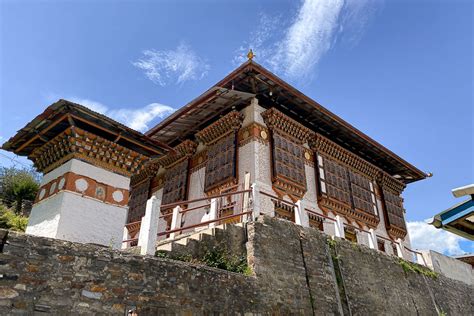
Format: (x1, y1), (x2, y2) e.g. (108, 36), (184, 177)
(156, 247), (252, 275)
(0, 204), (28, 232)
(398, 258), (438, 279)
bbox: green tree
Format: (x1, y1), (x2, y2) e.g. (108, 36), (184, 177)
(0, 166), (40, 214)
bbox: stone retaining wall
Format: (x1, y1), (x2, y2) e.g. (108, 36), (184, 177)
(0, 216), (472, 315)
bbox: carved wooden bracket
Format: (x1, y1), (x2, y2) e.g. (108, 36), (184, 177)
(195, 111), (244, 145)
(29, 126), (149, 177)
(261, 107), (313, 144)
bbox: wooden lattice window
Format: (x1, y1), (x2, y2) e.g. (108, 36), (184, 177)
(162, 159), (189, 205)
(272, 132), (306, 192)
(321, 157), (351, 205)
(348, 170), (378, 216)
(377, 239), (386, 252)
(344, 227), (357, 243)
(127, 179), (150, 223)
(308, 213), (324, 231)
(204, 133), (237, 192)
(383, 189), (407, 231)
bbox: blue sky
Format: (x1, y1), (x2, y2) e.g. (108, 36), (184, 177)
(0, 0), (472, 254)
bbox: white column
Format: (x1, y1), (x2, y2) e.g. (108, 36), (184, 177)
(121, 227), (131, 250)
(335, 215), (344, 238)
(251, 183), (260, 221)
(242, 172), (251, 222)
(208, 198), (218, 227)
(416, 252), (426, 266)
(169, 206), (182, 239)
(396, 238), (404, 258)
(368, 228), (377, 250)
(138, 196), (160, 255)
(294, 200), (309, 227)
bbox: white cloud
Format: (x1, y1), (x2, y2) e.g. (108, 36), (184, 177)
(69, 98), (108, 114)
(69, 97), (175, 132)
(108, 103), (174, 132)
(407, 220), (465, 256)
(133, 42), (210, 86)
(235, 0), (379, 81)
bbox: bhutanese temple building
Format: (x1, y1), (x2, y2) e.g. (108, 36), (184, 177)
(1, 57), (429, 258)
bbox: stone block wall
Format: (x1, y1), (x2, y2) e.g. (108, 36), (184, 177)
(0, 217), (472, 315)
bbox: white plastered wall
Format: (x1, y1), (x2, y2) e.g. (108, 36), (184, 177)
(239, 99), (275, 217)
(26, 158), (130, 249)
(185, 166), (208, 231)
(55, 192), (127, 248)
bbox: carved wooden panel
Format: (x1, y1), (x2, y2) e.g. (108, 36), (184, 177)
(127, 178), (150, 223)
(271, 132), (307, 196)
(272, 200), (295, 222)
(162, 159), (189, 205)
(383, 189), (406, 231)
(323, 157), (351, 205)
(344, 227), (357, 243)
(348, 170), (377, 216)
(204, 133), (237, 192)
(308, 213), (324, 231)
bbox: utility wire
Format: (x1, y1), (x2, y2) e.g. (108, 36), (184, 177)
(0, 152), (32, 169)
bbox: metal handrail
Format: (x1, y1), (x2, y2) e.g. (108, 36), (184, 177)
(160, 189), (251, 210)
(157, 211), (252, 237)
(260, 191), (297, 207)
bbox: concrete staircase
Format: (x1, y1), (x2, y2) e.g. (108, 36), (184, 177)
(156, 222), (247, 259)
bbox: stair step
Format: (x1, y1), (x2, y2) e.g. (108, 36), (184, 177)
(157, 243), (173, 252)
(175, 238), (188, 246)
(200, 228), (215, 236)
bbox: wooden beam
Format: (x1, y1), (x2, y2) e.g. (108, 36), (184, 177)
(70, 114), (164, 156)
(15, 113), (69, 153)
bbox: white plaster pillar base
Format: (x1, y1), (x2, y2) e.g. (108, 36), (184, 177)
(26, 159), (130, 249)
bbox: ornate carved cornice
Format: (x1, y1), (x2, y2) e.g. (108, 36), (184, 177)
(319, 198), (380, 228)
(29, 127), (149, 177)
(195, 111), (244, 145)
(387, 226), (407, 239)
(309, 133), (406, 194)
(130, 159), (160, 187)
(238, 122), (269, 147)
(377, 172), (406, 195)
(261, 108), (313, 144)
(309, 134), (379, 179)
(156, 140), (197, 168)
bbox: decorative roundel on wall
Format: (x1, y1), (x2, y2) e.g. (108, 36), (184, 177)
(58, 177), (66, 190)
(39, 188), (46, 200)
(75, 178), (89, 192)
(243, 130), (250, 139)
(49, 182), (57, 195)
(95, 186), (106, 200)
(197, 156), (203, 164)
(260, 130), (268, 140)
(304, 151), (311, 160)
(112, 190), (124, 203)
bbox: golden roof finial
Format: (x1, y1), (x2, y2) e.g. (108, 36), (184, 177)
(247, 49), (255, 60)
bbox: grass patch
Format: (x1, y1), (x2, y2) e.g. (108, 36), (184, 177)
(398, 258), (438, 279)
(156, 247), (252, 276)
(327, 237), (338, 249)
